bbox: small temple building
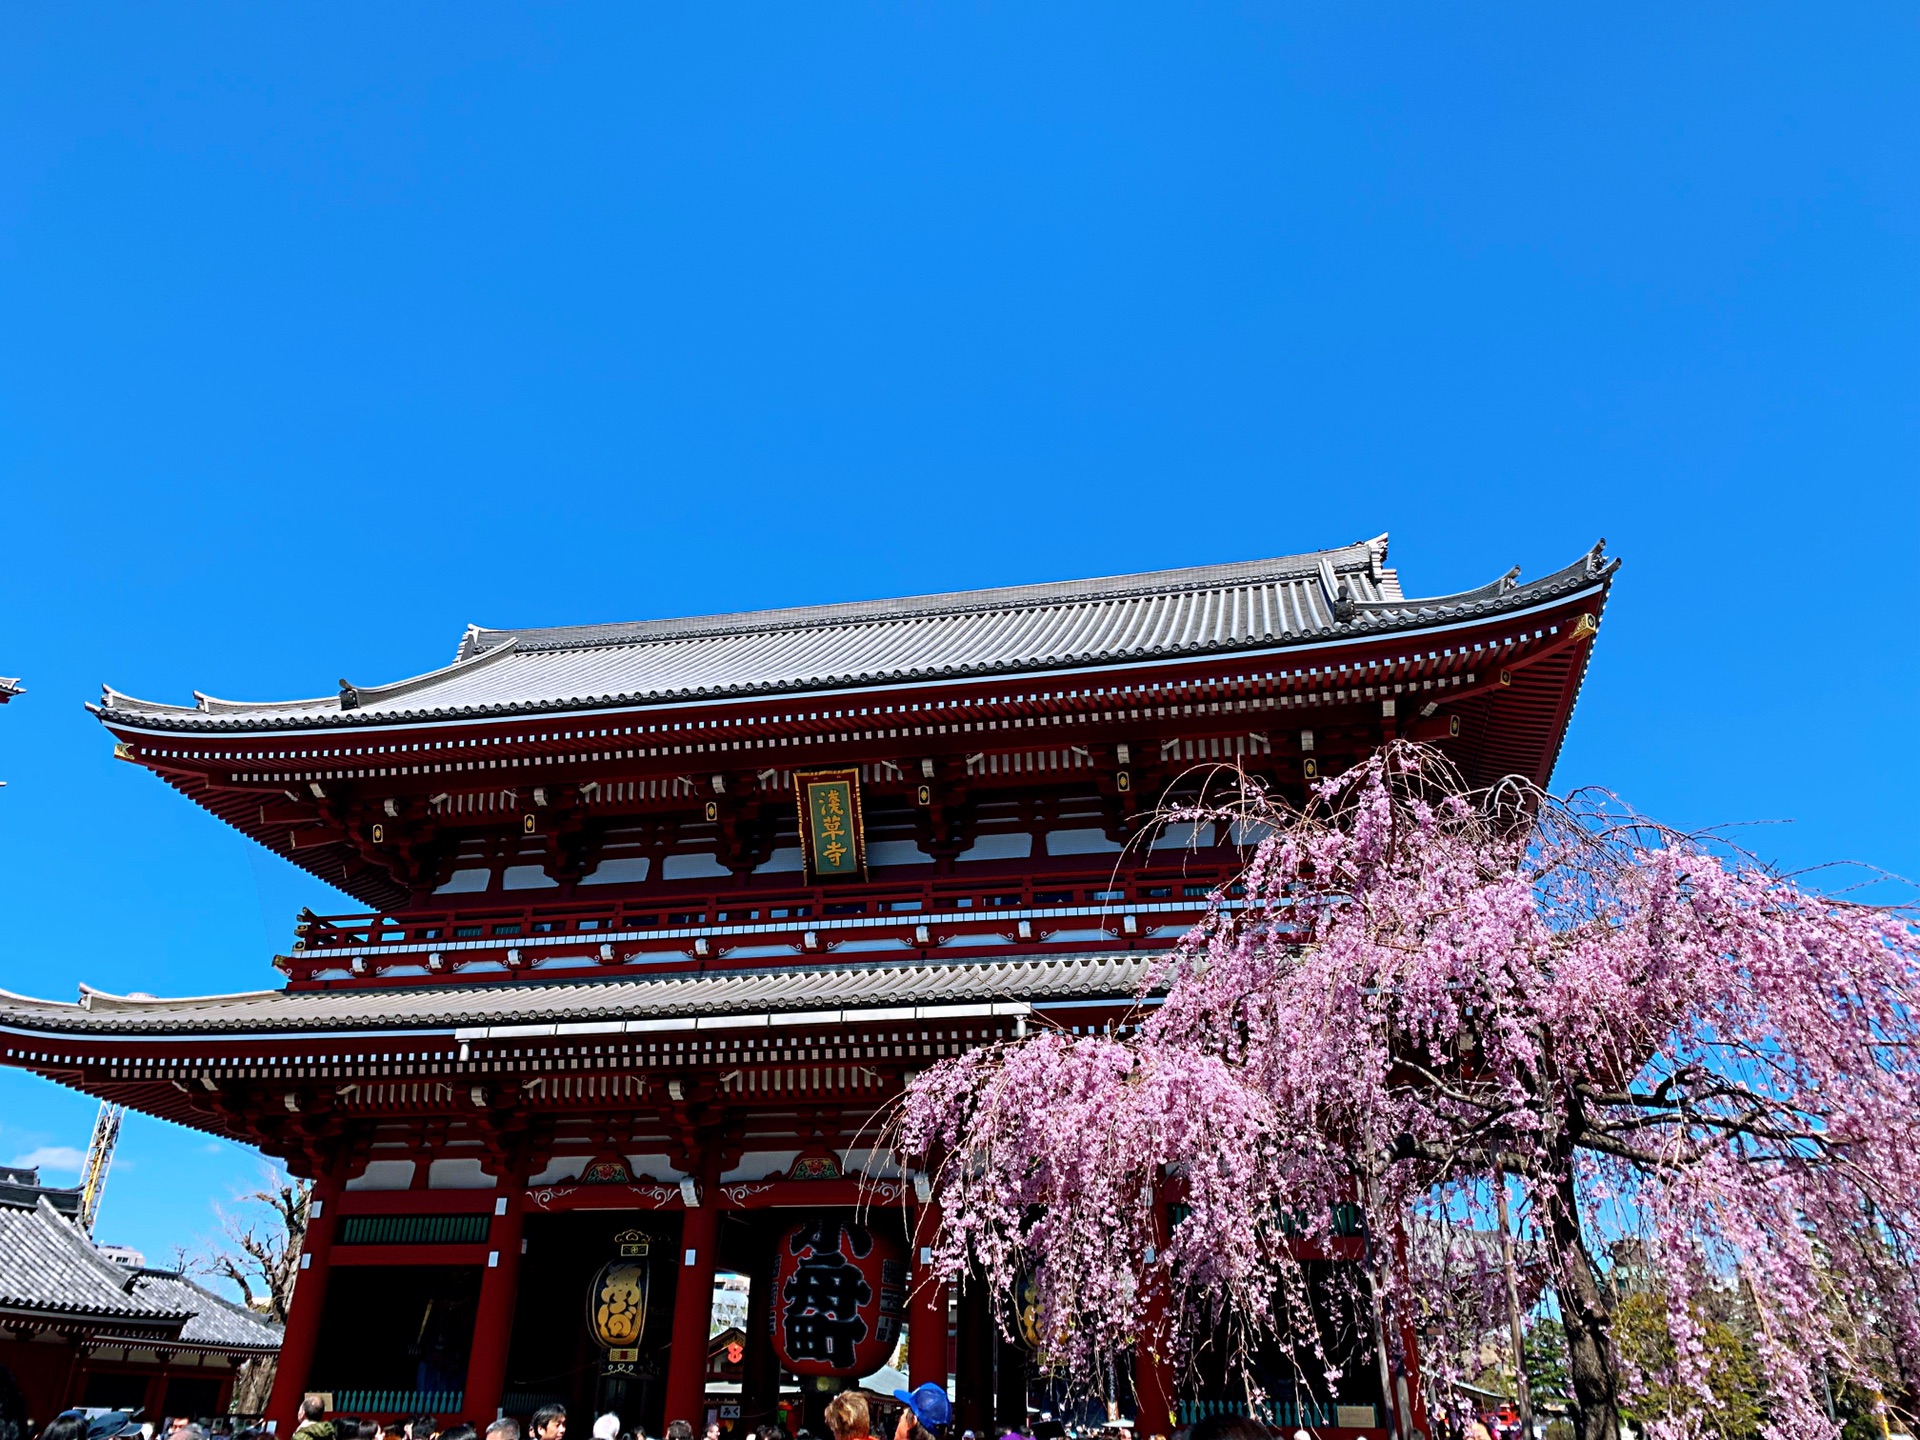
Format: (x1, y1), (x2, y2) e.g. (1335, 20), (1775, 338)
(0, 1166), (282, 1431)
(0, 538), (1615, 1439)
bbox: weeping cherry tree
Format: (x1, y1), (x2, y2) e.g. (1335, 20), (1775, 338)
(893, 743), (1920, 1440)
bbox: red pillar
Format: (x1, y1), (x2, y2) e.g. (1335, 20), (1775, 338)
(1133, 1179), (1177, 1437)
(663, 1158), (721, 1428)
(1393, 1225), (1429, 1439)
(465, 1176), (529, 1424)
(267, 1160), (345, 1435)
(953, 1281), (991, 1433)
(908, 1198), (948, 1391)
(144, 1353), (174, 1422)
(740, 1216), (780, 1432)
(65, 1344), (92, 1409)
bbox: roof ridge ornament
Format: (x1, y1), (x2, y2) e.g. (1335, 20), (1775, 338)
(338, 679), (361, 711)
(1362, 532), (1390, 581)
(1315, 558), (1355, 623)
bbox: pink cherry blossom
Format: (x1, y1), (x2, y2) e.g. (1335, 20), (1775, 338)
(893, 743), (1920, 1440)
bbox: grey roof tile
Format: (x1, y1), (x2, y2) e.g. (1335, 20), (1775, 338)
(0, 1197), (188, 1326)
(0, 954), (1154, 1039)
(128, 1270), (282, 1351)
(0, 1176), (81, 1217)
(90, 539), (1615, 731)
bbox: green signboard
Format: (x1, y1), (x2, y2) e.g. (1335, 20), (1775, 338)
(795, 768), (866, 882)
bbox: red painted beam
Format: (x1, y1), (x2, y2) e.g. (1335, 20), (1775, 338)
(336, 1189), (497, 1216)
(329, 1242), (491, 1267)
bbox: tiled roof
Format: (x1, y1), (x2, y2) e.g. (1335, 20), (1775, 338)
(0, 954), (1154, 1039)
(0, 1172), (82, 1218)
(0, 677), (20, 702)
(0, 1178), (277, 1348)
(0, 1196), (188, 1327)
(127, 1269), (282, 1352)
(91, 538), (1616, 731)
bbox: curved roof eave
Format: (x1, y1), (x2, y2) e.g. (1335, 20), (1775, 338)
(89, 541), (1614, 736)
(0, 954), (1157, 1040)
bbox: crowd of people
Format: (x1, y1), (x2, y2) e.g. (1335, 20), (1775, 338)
(21, 1381), (969, 1440)
(21, 1377), (1525, 1440)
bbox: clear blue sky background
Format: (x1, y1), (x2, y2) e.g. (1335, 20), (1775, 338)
(1, 5), (1915, 1278)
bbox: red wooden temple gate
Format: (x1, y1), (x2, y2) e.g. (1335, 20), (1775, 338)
(0, 537), (1614, 1439)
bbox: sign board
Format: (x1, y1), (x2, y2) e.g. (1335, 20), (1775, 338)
(793, 769), (867, 883)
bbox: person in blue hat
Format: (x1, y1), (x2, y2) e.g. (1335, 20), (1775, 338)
(889, 1385), (950, 1440)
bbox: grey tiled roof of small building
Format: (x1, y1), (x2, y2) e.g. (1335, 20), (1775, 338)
(0, 954), (1155, 1038)
(92, 538), (1615, 730)
(0, 1197), (189, 1325)
(128, 1269), (282, 1351)
(0, 1175), (81, 1217)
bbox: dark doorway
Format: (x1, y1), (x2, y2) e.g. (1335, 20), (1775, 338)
(81, 1372), (148, 1411)
(510, 1212), (682, 1435)
(1185, 1260), (1385, 1429)
(311, 1265), (484, 1397)
(0, 1364), (27, 1440)
(162, 1375), (225, 1419)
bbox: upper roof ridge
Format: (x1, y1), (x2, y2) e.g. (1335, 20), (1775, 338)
(460, 537), (1392, 657)
(88, 534), (1615, 732)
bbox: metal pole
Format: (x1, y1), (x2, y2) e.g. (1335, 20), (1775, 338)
(1495, 1168), (1535, 1439)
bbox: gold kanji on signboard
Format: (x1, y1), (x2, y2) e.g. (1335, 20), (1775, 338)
(794, 769), (866, 883)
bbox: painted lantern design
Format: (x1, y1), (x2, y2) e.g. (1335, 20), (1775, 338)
(1012, 1271), (1043, 1352)
(590, 1230), (653, 1355)
(770, 1217), (905, 1377)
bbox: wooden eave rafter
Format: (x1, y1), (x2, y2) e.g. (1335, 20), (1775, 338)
(102, 594), (1607, 914)
(0, 998), (1135, 1163)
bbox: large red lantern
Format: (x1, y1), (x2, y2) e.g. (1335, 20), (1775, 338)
(769, 1216), (905, 1378)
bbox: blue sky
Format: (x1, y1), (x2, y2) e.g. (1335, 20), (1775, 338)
(1, 5), (1914, 1279)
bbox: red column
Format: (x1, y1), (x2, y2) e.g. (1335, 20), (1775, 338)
(465, 1178), (529, 1424)
(908, 1198), (948, 1391)
(1393, 1225), (1428, 1439)
(143, 1354), (173, 1422)
(267, 1161), (345, 1435)
(64, 1344), (92, 1409)
(740, 1216), (780, 1432)
(954, 1281), (991, 1433)
(663, 1159), (720, 1428)
(1133, 1179), (1177, 1437)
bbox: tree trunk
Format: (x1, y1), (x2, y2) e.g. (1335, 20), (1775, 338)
(1545, 1170), (1620, 1440)
(232, 1356), (276, 1416)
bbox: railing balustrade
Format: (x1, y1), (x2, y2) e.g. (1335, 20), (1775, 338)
(326, 1390), (465, 1417)
(282, 862), (1261, 980)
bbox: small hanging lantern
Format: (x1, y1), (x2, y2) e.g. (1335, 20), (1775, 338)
(589, 1230), (653, 1364)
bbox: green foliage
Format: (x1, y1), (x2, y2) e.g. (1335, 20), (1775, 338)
(1834, 1375), (1905, 1440)
(1612, 1291), (1765, 1440)
(1523, 1318), (1571, 1407)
